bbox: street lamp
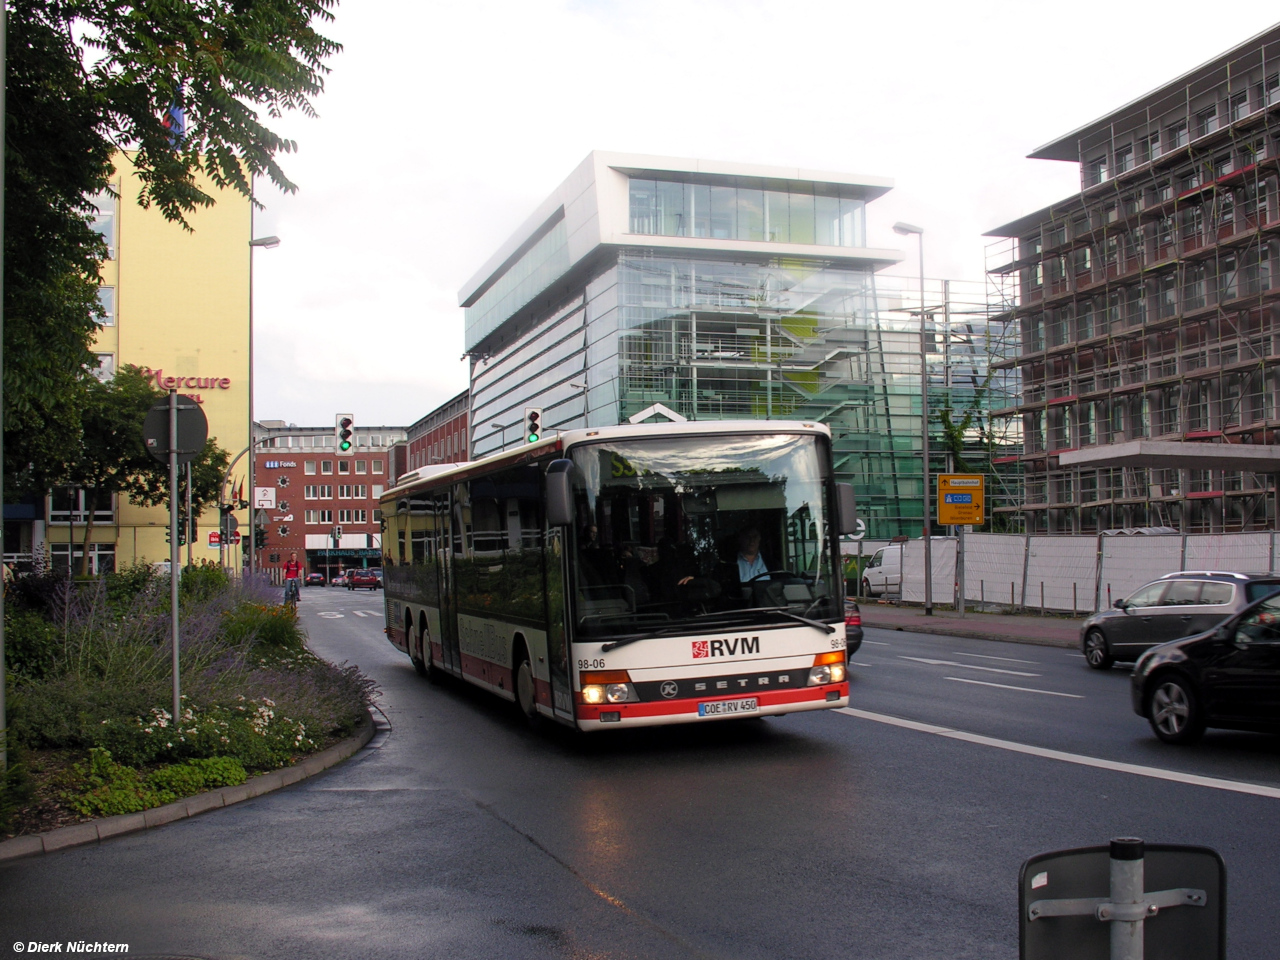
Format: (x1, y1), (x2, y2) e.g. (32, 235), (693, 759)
(247, 233), (280, 578)
(893, 221), (933, 616)
(490, 421), (512, 450)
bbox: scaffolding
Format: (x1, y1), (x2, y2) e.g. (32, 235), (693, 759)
(986, 30), (1280, 534)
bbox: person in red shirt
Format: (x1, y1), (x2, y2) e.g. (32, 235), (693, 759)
(283, 552), (303, 604)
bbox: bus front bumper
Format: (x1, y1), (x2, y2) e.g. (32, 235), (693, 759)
(574, 682), (848, 731)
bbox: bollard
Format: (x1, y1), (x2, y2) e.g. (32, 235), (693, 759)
(981, 579), (985, 606)
(1011, 581), (1016, 611)
(1041, 581), (1045, 617)
(1108, 584), (1112, 607)
(1073, 582), (1078, 617)
(1109, 838), (1144, 960)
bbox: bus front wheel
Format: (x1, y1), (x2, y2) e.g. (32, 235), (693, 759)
(514, 647), (540, 727)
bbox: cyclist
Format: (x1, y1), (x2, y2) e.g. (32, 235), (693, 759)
(282, 552), (303, 606)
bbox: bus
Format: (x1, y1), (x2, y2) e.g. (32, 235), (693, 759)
(379, 420), (858, 731)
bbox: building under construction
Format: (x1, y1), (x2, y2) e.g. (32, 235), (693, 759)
(987, 23), (1280, 534)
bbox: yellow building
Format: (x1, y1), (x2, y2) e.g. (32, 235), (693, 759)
(45, 152), (252, 572)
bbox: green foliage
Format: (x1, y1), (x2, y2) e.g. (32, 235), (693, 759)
(2, 610), (63, 681)
(0, 739), (36, 834)
(64, 748), (247, 818)
(221, 602), (307, 656)
(102, 562), (161, 609)
(180, 564), (231, 603)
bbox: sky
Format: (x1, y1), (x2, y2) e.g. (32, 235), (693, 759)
(248, 0), (1280, 429)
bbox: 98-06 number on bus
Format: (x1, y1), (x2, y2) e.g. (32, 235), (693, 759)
(578, 659), (606, 669)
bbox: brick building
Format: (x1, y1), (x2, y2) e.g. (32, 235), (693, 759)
(406, 389), (469, 470)
(253, 421), (406, 580)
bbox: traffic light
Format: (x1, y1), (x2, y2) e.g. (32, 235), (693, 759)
(254, 528), (267, 549)
(335, 413), (354, 454)
(524, 407), (543, 443)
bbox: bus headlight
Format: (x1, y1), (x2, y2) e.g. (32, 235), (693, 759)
(582, 685), (606, 704)
(606, 683), (632, 703)
(579, 670), (637, 705)
(809, 652), (846, 685)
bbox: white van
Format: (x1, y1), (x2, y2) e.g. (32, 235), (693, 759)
(861, 544), (903, 596)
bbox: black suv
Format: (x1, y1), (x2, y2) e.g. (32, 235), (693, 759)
(1081, 571), (1280, 669)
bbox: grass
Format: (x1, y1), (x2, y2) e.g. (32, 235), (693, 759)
(1, 564), (376, 837)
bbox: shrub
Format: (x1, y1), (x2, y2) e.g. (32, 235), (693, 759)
(64, 748), (248, 817)
(221, 602), (307, 656)
(4, 609), (62, 680)
(180, 563), (230, 603)
(0, 738), (34, 834)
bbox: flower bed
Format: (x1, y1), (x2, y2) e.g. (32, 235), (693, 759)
(1, 564), (376, 836)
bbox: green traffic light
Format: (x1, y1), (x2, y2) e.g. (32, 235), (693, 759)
(528, 433), (539, 442)
(340, 440), (352, 451)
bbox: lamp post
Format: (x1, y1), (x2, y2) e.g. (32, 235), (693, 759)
(247, 233), (279, 578)
(894, 222), (933, 616)
(490, 421), (513, 451)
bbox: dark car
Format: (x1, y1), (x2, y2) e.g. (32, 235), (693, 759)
(844, 598), (863, 657)
(305, 572), (326, 587)
(348, 569), (380, 590)
(1132, 589), (1280, 743)
(1080, 571), (1280, 670)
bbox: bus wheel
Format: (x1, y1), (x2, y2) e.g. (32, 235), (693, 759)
(409, 615), (428, 678)
(514, 648), (540, 727)
(418, 615), (441, 684)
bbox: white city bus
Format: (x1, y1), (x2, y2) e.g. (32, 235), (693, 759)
(380, 420), (858, 731)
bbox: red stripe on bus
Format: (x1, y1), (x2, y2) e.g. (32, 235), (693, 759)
(575, 683), (847, 721)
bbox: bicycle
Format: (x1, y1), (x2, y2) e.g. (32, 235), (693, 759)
(283, 577), (300, 611)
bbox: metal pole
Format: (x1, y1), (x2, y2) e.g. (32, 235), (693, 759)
(0, 0), (8, 775)
(168, 390), (181, 724)
(1109, 838), (1145, 960)
(247, 204), (255, 579)
(918, 237), (933, 616)
(185, 461), (193, 568)
(957, 524), (966, 618)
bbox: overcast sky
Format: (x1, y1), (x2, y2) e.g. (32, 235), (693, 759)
(248, 1), (1280, 429)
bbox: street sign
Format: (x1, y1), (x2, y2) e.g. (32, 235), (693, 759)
(226, 531), (241, 546)
(1020, 839), (1225, 960)
(208, 531), (221, 547)
(253, 487), (277, 509)
(142, 395), (208, 465)
(938, 474), (985, 526)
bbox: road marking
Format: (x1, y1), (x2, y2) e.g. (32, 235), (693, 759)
(952, 651), (1039, 665)
(850, 660), (873, 667)
(944, 676), (1082, 698)
(862, 640), (891, 645)
(837, 707), (1280, 800)
(899, 655), (1039, 678)
(353, 610), (380, 618)
(316, 611), (345, 619)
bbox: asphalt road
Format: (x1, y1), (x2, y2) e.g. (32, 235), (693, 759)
(2, 587), (1279, 959)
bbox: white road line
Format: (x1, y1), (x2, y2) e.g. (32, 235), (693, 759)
(316, 612), (345, 619)
(849, 660), (873, 667)
(951, 651), (1039, 665)
(837, 707), (1280, 800)
(899, 655), (1039, 678)
(863, 640), (891, 646)
(944, 676), (1082, 698)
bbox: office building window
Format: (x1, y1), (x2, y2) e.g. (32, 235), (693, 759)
(628, 178), (864, 247)
(1169, 121), (1188, 149)
(1085, 156), (1108, 185)
(372, 485), (384, 498)
(1197, 106), (1218, 137)
(304, 461), (316, 475)
(1114, 145), (1134, 175)
(321, 460), (333, 474)
(1266, 74), (1279, 107)
(338, 509), (367, 524)
(355, 460), (367, 474)
(1231, 92), (1250, 122)
(338, 485), (353, 499)
(373, 459), (384, 474)
(338, 460), (350, 474)
(93, 353), (115, 380)
(1141, 133), (1161, 163)
(97, 286), (115, 326)
(90, 192), (116, 259)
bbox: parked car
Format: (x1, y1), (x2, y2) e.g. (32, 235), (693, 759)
(348, 569), (380, 590)
(305, 572), (326, 586)
(1132, 589), (1280, 743)
(861, 544), (903, 596)
(1082, 571), (1280, 669)
(330, 574), (348, 587)
(844, 598), (863, 656)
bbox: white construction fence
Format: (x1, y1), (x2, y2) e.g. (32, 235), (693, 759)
(845, 532), (1280, 616)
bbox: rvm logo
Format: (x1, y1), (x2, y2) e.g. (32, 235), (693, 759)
(692, 636), (760, 658)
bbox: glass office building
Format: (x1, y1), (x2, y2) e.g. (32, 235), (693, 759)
(462, 153), (1011, 538)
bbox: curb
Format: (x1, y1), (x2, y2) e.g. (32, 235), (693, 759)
(0, 712), (375, 864)
(860, 617), (1080, 649)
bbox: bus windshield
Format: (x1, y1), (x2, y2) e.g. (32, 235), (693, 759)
(568, 432), (839, 640)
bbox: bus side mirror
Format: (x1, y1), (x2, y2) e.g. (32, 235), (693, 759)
(545, 459), (575, 527)
(837, 483), (859, 535)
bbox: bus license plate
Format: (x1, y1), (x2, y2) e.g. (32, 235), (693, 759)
(698, 698), (758, 717)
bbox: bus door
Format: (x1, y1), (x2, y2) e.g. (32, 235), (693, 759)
(544, 520), (575, 719)
(435, 491), (462, 676)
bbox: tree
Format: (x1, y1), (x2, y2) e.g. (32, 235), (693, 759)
(61, 367), (230, 576)
(5, 0), (342, 488)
